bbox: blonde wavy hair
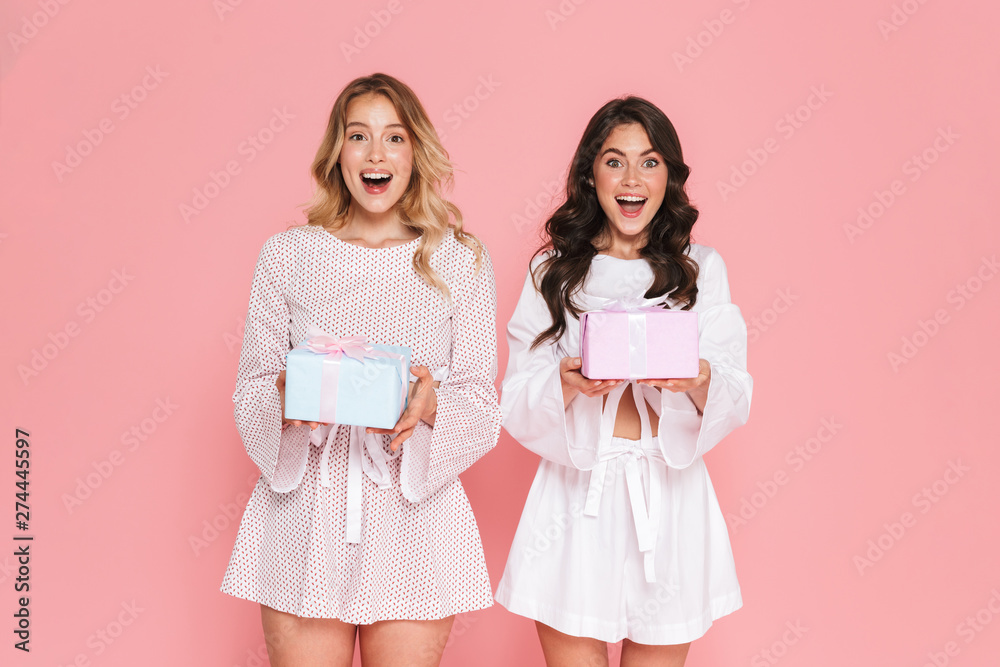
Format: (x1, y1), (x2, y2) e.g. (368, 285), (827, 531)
(302, 73), (483, 299)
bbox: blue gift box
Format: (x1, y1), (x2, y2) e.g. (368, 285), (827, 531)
(284, 331), (411, 429)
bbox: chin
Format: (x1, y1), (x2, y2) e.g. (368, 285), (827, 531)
(613, 219), (653, 238)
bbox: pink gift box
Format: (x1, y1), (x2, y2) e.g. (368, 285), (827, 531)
(580, 304), (699, 380)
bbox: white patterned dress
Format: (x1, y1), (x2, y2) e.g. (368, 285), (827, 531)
(221, 224), (502, 622)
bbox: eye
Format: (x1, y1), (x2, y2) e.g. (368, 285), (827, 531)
(643, 158), (659, 168)
(348, 132), (365, 141)
(606, 159), (622, 168)
(388, 134), (405, 143)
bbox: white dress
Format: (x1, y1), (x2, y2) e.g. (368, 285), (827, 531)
(221, 224), (502, 623)
(494, 244), (752, 645)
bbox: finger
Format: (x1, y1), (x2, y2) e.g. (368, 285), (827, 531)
(561, 356), (583, 372)
(581, 380), (621, 397)
(390, 407), (424, 433)
(390, 428), (414, 452)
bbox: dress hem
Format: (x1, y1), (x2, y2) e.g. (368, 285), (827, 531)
(220, 583), (494, 624)
(494, 582), (742, 645)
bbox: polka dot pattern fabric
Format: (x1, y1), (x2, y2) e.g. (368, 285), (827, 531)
(221, 224), (502, 622)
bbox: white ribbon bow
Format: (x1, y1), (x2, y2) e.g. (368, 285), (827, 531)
(585, 381), (665, 583)
(310, 424), (401, 543)
(305, 364), (450, 543)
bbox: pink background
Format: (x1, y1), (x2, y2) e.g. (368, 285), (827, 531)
(3, 0), (999, 665)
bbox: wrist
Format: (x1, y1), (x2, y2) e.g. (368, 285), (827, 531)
(421, 386), (438, 427)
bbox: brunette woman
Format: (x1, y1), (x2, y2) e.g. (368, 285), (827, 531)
(496, 96), (752, 667)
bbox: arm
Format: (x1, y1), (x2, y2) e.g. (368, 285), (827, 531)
(232, 235), (312, 492)
(645, 248), (753, 468)
(398, 247), (503, 503)
(500, 259), (610, 470)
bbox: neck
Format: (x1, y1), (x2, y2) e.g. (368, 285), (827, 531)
(595, 226), (646, 260)
(339, 203), (418, 247)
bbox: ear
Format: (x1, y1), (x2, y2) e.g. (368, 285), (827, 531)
(586, 177), (595, 187)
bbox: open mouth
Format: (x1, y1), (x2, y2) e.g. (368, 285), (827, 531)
(360, 172), (392, 194)
(615, 194), (647, 218)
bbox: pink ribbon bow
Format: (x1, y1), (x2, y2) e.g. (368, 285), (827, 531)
(301, 324), (376, 361)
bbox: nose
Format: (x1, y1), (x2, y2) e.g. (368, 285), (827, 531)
(623, 162), (641, 186)
(366, 139), (385, 164)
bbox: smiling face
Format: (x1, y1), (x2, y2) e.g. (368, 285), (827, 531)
(591, 123), (668, 251)
(338, 93), (414, 218)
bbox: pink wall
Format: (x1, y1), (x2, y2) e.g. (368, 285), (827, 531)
(3, 0), (999, 665)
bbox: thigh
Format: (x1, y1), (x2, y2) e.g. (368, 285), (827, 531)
(358, 616), (455, 667)
(620, 638), (690, 667)
(536, 621), (609, 667)
(260, 604), (357, 667)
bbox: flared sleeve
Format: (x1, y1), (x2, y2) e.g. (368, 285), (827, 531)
(399, 246), (503, 502)
(500, 256), (603, 470)
(654, 247), (753, 468)
(232, 234), (311, 492)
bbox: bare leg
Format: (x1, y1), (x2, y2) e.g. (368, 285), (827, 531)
(260, 604), (357, 667)
(620, 638), (690, 667)
(536, 621), (609, 667)
(358, 616), (455, 667)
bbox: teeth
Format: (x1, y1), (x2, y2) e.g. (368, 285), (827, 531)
(616, 195), (646, 202)
(363, 173), (391, 180)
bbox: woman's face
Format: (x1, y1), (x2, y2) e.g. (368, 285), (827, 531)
(338, 93), (414, 217)
(591, 123), (668, 245)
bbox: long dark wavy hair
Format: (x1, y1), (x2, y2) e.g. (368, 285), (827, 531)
(531, 96), (700, 349)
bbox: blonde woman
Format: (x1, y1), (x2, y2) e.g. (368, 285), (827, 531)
(221, 73), (502, 667)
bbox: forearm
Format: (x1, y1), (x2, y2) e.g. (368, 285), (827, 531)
(562, 383), (581, 408)
(686, 384), (708, 415)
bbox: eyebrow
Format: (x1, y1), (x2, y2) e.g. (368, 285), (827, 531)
(601, 147), (659, 158)
(345, 121), (408, 131)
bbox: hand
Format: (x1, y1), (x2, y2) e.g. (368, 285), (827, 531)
(559, 357), (625, 408)
(276, 370), (324, 430)
(638, 359), (712, 413)
(366, 365), (440, 452)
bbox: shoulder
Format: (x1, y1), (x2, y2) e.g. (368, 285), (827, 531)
(260, 224), (322, 256)
(687, 242), (733, 306)
(528, 248), (555, 271)
(525, 248), (559, 283)
(687, 242), (722, 267)
(253, 225), (325, 281)
(688, 242), (731, 279)
(432, 227), (494, 287)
